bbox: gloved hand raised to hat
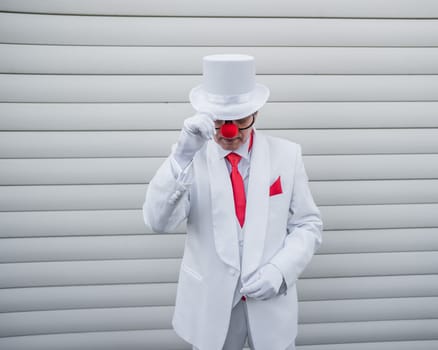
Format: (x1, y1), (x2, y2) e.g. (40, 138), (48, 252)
(173, 112), (216, 170)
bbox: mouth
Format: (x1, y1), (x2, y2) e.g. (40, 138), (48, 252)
(222, 137), (239, 142)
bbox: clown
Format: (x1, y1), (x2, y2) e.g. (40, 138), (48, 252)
(143, 54), (323, 350)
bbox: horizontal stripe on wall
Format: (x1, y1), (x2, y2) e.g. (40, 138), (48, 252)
(299, 297), (438, 323)
(0, 329), (437, 350)
(0, 204), (437, 234)
(1, 155), (438, 185)
(0, 283), (178, 311)
(299, 340), (438, 350)
(321, 204), (438, 229)
(0, 207), (435, 238)
(1, 252), (438, 288)
(0, 180), (437, 212)
(310, 180), (438, 205)
(2, 74), (438, 102)
(1, 129), (437, 158)
(0, 329), (190, 350)
(1, 275), (437, 312)
(1, 228), (438, 262)
(299, 275), (438, 301)
(1, 13), (438, 46)
(1, 102), (438, 130)
(297, 320), (438, 345)
(0, 306), (175, 336)
(3, 45), (438, 74)
(2, 0), (438, 18)
(1, 297), (437, 337)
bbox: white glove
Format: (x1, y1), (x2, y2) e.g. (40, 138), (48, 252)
(173, 112), (216, 169)
(240, 263), (284, 301)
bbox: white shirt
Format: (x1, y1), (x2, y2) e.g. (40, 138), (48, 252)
(215, 134), (252, 196)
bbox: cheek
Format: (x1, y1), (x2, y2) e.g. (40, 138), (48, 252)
(241, 130), (252, 142)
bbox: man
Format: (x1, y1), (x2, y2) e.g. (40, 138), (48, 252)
(143, 54), (323, 350)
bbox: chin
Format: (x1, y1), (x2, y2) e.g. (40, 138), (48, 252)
(222, 145), (238, 151)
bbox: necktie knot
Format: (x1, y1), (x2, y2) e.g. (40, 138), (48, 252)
(226, 152), (241, 167)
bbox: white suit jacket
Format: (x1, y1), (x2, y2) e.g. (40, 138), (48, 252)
(143, 129), (323, 350)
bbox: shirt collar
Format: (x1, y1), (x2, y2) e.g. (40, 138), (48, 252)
(216, 130), (253, 161)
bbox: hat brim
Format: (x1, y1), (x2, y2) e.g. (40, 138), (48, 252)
(189, 83), (270, 120)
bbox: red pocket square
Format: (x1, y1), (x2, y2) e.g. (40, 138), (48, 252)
(269, 176), (283, 196)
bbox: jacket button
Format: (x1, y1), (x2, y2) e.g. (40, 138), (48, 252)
(228, 268), (236, 276)
(241, 296), (246, 301)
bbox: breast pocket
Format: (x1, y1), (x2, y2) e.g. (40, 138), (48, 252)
(269, 175), (283, 197)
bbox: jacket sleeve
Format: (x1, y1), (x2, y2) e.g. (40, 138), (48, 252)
(142, 144), (193, 233)
(269, 144), (323, 293)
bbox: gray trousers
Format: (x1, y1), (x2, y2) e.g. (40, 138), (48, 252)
(192, 298), (296, 350)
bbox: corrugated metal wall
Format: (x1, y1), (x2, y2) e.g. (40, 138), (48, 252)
(1, 1), (438, 349)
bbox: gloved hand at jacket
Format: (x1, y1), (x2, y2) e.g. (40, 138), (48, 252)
(240, 263), (284, 300)
(173, 112), (216, 170)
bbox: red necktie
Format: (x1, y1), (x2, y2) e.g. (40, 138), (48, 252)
(226, 152), (246, 227)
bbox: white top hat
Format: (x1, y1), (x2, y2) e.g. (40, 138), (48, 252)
(189, 54), (270, 120)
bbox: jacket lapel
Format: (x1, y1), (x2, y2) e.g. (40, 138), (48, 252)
(207, 141), (241, 271)
(241, 130), (270, 282)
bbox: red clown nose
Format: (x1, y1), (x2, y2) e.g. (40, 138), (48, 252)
(220, 123), (239, 138)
